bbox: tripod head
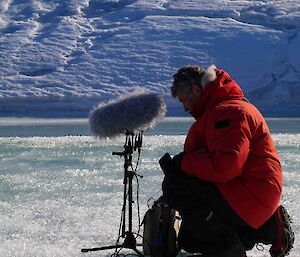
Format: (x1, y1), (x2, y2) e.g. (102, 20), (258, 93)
(112, 130), (143, 164)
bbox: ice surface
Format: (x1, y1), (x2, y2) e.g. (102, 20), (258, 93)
(0, 0), (300, 117)
(0, 118), (299, 257)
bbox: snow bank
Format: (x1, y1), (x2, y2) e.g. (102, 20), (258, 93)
(0, 0), (299, 117)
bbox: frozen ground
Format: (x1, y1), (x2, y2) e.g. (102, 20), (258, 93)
(0, 118), (299, 257)
(0, 0), (300, 117)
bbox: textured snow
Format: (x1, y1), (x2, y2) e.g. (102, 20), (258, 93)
(0, 0), (300, 117)
(0, 119), (299, 256)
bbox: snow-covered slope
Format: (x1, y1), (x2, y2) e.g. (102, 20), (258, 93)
(1, 0), (299, 117)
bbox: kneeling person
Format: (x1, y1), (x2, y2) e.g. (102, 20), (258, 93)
(161, 65), (294, 257)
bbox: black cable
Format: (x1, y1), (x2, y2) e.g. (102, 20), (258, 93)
(133, 232), (152, 256)
(111, 252), (141, 257)
(116, 190), (128, 242)
(130, 132), (143, 240)
(113, 188), (130, 257)
(111, 246), (123, 257)
(255, 243), (265, 251)
(134, 173), (142, 239)
(112, 235), (123, 257)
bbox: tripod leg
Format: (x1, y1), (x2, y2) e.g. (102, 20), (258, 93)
(81, 244), (121, 252)
(81, 244), (144, 255)
(122, 176), (127, 236)
(132, 247), (144, 256)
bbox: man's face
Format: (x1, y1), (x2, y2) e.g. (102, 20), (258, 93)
(176, 84), (202, 113)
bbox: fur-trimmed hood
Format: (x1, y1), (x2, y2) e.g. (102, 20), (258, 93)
(201, 65), (217, 88)
(192, 67), (244, 118)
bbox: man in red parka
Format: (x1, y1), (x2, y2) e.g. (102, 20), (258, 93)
(160, 65), (294, 257)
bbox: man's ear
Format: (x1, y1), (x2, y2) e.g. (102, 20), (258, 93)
(192, 84), (202, 97)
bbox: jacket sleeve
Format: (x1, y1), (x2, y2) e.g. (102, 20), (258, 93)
(182, 111), (252, 183)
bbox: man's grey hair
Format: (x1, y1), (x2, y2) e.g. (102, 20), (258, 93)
(171, 65), (206, 97)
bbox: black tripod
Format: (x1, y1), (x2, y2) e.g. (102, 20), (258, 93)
(81, 131), (144, 256)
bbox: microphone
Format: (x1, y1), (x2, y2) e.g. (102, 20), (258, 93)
(89, 89), (167, 138)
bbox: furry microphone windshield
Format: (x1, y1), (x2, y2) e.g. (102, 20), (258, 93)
(89, 90), (167, 138)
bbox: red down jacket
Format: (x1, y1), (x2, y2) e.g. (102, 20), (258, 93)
(181, 69), (282, 228)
